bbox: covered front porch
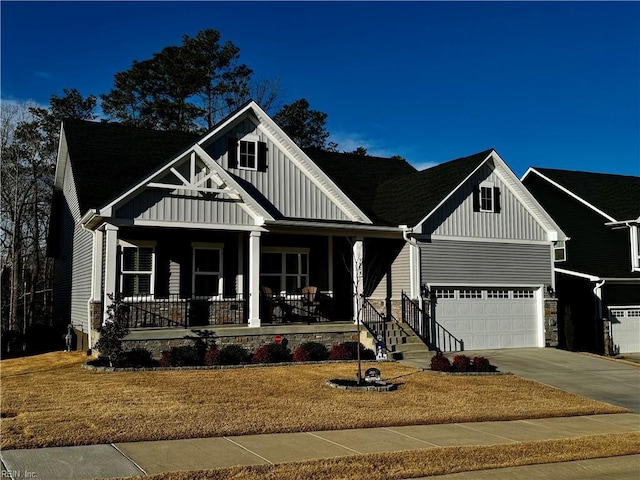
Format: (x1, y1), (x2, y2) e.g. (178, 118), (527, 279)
(91, 223), (371, 331)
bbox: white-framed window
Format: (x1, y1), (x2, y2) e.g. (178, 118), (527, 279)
(554, 241), (567, 262)
(479, 181), (495, 212)
(610, 310), (625, 318)
(513, 290), (535, 299)
(631, 225), (640, 271)
(628, 310), (640, 317)
(434, 289), (456, 299)
(487, 290), (510, 299)
(460, 289), (482, 299)
(238, 134), (259, 170)
(120, 240), (155, 297)
(261, 247), (309, 295)
(192, 243), (223, 298)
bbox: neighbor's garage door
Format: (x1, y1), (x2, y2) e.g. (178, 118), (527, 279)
(610, 308), (640, 354)
(433, 288), (540, 350)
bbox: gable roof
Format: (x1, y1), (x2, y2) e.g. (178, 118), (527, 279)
(371, 149), (494, 226)
(305, 148), (417, 222)
(62, 119), (199, 212)
(524, 167), (640, 222)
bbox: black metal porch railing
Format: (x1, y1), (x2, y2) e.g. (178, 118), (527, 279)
(361, 297), (388, 339)
(401, 291), (464, 353)
(116, 295), (247, 329)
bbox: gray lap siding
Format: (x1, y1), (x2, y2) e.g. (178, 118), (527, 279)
(420, 239), (552, 286)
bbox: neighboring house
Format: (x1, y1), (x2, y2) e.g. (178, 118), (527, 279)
(48, 101), (565, 354)
(522, 168), (640, 354)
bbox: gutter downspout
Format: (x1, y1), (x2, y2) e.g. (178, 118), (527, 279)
(593, 279), (606, 352)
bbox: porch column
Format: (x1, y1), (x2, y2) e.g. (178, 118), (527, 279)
(248, 231), (261, 327)
(352, 237), (364, 323)
(91, 229), (103, 303)
(327, 235), (334, 295)
(409, 242), (421, 299)
(103, 224), (119, 323)
(236, 233), (244, 297)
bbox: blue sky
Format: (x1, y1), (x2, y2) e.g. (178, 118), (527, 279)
(2, 1), (639, 177)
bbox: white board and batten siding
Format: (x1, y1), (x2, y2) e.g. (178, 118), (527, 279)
(61, 157), (93, 332)
(204, 118), (353, 222)
(420, 163), (548, 241)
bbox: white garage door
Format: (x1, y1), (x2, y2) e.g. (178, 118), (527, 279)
(610, 308), (640, 354)
(433, 287), (540, 350)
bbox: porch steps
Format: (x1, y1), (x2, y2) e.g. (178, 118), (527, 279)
(381, 320), (435, 361)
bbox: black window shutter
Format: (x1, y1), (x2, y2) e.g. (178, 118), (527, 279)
(472, 184), (480, 212)
(257, 141), (268, 172)
(494, 187), (501, 213)
(227, 137), (238, 169)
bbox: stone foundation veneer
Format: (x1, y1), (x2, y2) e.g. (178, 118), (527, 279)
(121, 323), (368, 358)
(544, 298), (559, 348)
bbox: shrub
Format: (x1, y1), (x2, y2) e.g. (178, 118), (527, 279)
(204, 348), (221, 366)
(252, 343), (292, 364)
(453, 354), (471, 372)
(328, 342), (374, 361)
(159, 349), (173, 367)
(159, 345), (203, 367)
(119, 348), (156, 368)
(219, 344), (250, 365)
(95, 295), (130, 367)
(430, 352), (451, 372)
(472, 356), (491, 372)
(293, 342), (329, 362)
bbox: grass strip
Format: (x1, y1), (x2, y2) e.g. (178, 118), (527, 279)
(115, 433), (640, 480)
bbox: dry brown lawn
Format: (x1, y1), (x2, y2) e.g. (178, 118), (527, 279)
(0, 352), (629, 450)
(115, 433), (640, 480)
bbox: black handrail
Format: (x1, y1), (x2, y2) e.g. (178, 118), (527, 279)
(401, 291), (464, 353)
(360, 297), (388, 339)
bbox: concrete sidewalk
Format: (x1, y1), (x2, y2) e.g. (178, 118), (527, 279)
(2, 413), (638, 480)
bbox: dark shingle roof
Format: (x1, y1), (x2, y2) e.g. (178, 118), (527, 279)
(532, 167), (640, 221)
(63, 119), (199, 212)
(305, 148), (417, 222)
(371, 149), (494, 226)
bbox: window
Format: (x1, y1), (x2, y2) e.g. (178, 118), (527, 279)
(261, 248), (309, 295)
(513, 290), (534, 299)
(434, 289), (456, 299)
(460, 289), (482, 299)
(629, 310), (640, 317)
(120, 241), (155, 297)
(632, 226), (640, 271)
(610, 310), (625, 318)
(473, 182), (500, 213)
(192, 244), (223, 297)
(554, 241), (567, 262)
(487, 290), (509, 299)
(239, 139), (257, 170)
(480, 184), (494, 212)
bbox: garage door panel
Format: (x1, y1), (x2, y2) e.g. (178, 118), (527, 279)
(610, 310), (640, 353)
(435, 287), (539, 350)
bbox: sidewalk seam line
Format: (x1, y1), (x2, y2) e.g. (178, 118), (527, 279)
(110, 443), (148, 476)
(305, 432), (363, 455)
(223, 437), (274, 465)
(380, 427), (439, 447)
(456, 424), (521, 443)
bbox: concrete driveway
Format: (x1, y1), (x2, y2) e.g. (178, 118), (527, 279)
(451, 348), (640, 413)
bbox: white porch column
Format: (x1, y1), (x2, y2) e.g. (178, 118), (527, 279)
(236, 233), (244, 297)
(352, 237), (364, 323)
(103, 224), (119, 323)
(248, 231), (261, 327)
(91, 229), (104, 302)
(327, 235), (334, 295)
(409, 242), (421, 299)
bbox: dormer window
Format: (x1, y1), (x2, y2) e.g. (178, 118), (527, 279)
(238, 135), (259, 170)
(473, 181), (501, 213)
(227, 134), (268, 172)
